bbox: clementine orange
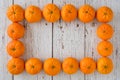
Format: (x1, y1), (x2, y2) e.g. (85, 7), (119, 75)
(25, 5), (42, 23)
(97, 23), (114, 40)
(7, 58), (24, 75)
(43, 4), (60, 22)
(61, 4), (77, 22)
(62, 57), (79, 74)
(7, 4), (24, 22)
(78, 4), (95, 23)
(44, 58), (61, 76)
(97, 41), (113, 57)
(80, 57), (96, 74)
(25, 58), (42, 75)
(97, 57), (113, 74)
(97, 6), (113, 23)
(7, 23), (25, 39)
(7, 40), (25, 58)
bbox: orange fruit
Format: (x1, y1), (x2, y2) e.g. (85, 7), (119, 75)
(97, 6), (113, 23)
(7, 23), (25, 39)
(25, 58), (42, 75)
(7, 58), (24, 75)
(7, 40), (25, 58)
(44, 58), (61, 76)
(78, 4), (95, 23)
(7, 4), (24, 22)
(97, 23), (114, 40)
(43, 4), (60, 22)
(61, 4), (77, 22)
(80, 57), (96, 74)
(97, 41), (113, 57)
(25, 5), (42, 23)
(97, 57), (113, 74)
(62, 57), (79, 74)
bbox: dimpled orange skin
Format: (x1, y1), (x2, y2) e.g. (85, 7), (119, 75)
(7, 58), (24, 75)
(25, 5), (42, 23)
(97, 57), (113, 74)
(97, 41), (113, 57)
(97, 6), (113, 23)
(78, 4), (95, 23)
(62, 57), (79, 74)
(44, 58), (61, 76)
(7, 23), (25, 39)
(61, 4), (77, 22)
(97, 24), (114, 40)
(7, 40), (25, 58)
(7, 4), (24, 22)
(80, 57), (96, 74)
(25, 58), (42, 75)
(43, 4), (60, 22)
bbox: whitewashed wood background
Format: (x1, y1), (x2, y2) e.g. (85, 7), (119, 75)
(0, 0), (120, 80)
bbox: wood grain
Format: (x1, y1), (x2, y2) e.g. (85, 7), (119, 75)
(0, 0), (13, 80)
(13, 0), (52, 80)
(84, 0), (119, 80)
(53, 0), (85, 80)
(0, 0), (120, 80)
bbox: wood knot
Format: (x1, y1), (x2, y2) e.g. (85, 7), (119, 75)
(91, 22), (96, 27)
(76, 24), (79, 27)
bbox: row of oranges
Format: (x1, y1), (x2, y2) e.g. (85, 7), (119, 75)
(7, 4), (113, 23)
(6, 22), (114, 76)
(7, 57), (113, 75)
(95, 0), (114, 75)
(97, 23), (114, 56)
(6, 23), (114, 57)
(96, 24), (114, 76)
(6, 4), (114, 76)
(6, 4), (26, 76)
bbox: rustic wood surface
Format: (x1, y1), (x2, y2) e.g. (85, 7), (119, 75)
(0, 0), (120, 80)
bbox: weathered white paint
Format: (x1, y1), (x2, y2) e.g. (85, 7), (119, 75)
(84, 0), (119, 80)
(0, 0), (120, 80)
(0, 0), (13, 80)
(13, 0), (53, 80)
(53, 0), (85, 80)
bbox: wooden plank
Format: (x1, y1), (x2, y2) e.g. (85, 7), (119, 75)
(115, 22), (120, 80)
(107, 1), (120, 80)
(0, 0), (13, 80)
(53, 0), (85, 80)
(0, 0), (120, 80)
(85, 0), (120, 80)
(14, 0), (52, 80)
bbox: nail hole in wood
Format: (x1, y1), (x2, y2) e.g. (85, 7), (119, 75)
(77, 24), (79, 27)
(91, 22), (96, 27)
(45, 23), (47, 26)
(60, 26), (63, 29)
